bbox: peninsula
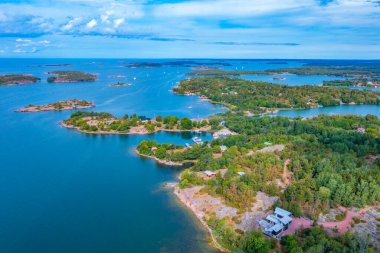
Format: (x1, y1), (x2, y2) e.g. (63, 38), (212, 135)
(139, 113), (380, 252)
(174, 77), (380, 115)
(16, 99), (95, 112)
(47, 71), (97, 83)
(0, 74), (41, 85)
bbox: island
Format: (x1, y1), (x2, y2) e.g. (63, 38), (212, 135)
(61, 111), (212, 135)
(16, 99), (95, 112)
(46, 71), (97, 83)
(0, 74), (40, 85)
(173, 77), (380, 115)
(110, 82), (131, 87)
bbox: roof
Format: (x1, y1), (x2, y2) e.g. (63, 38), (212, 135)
(275, 207), (292, 217)
(266, 214), (280, 224)
(279, 215), (292, 225)
(264, 141), (272, 146)
(271, 223), (284, 233)
(237, 172), (246, 176)
(259, 220), (272, 229)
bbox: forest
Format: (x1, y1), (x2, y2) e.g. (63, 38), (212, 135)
(174, 77), (380, 114)
(138, 114), (380, 217)
(47, 70), (97, 83)
(323, 79), (380, 87)
(0, 74), (40, 85)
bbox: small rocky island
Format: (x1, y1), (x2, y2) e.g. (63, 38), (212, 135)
(110, 82), (131, 87)
(16, 99), (95, 112)
(0, 74), (41, 85)
(47, 71), (97, 83)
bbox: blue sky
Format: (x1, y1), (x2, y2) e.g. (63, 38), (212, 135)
(0, 0), (379, 58)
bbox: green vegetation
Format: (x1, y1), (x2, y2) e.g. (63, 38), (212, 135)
(207, 217), (276, 252)
(173, 77), (380, 114)
(281, 226), (374, 253)
(47, 71), (96, 83)
(139, 114), (380, 251)
(323, 79), (380, 87)
(0, 74), (40, 85)
(142, 114), (380, 216)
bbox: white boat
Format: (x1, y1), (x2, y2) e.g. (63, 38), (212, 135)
(192, 137), (203, 144)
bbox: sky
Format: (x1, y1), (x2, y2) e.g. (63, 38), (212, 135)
(0, 0), (379, 59)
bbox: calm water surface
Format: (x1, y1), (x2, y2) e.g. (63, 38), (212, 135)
(0, 59), (379, 253)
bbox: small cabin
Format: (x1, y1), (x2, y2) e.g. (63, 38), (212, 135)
(237, 172), (246, 176)
(151, 147), (158, 152)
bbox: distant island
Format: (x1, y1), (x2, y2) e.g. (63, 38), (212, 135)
(0, 74), (41, 85)
(110, 82), (131, 87)
(47, 71), (97, 83)
(124, 62), (163, 68)
(16, 99), (95, 112)
(61, 111), (211, 135)
(43, 64), (72, 67)
(188, 64), (380, 79)
(123, 61), (232, 69)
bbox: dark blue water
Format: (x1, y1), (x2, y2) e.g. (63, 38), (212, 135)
(0, 59), (379, 253)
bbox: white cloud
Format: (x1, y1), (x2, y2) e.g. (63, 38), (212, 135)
(16, 38), (32, 43)
(0, 49), (5, 54)
(113, 18), (124, 28)
(62, 17), (82, 31)
(86, 19), (97, 29)
(13, 47), (38, 53)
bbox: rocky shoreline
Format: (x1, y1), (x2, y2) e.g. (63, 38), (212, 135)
(135, 150), (183, 166)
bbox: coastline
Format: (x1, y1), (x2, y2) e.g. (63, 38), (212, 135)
(171, 184), (230, 253)
(135, 149), (183, 166)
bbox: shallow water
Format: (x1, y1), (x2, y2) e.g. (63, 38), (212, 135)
(0, 59), (379, 253)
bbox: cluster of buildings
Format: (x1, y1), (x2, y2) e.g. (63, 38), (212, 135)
(259, 207), (293, 238)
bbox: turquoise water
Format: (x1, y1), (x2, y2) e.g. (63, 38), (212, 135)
(0, 59), (379, 253)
